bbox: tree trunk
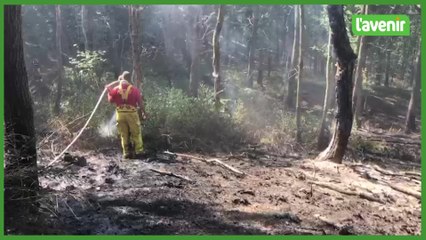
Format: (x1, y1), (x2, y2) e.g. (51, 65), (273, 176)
(275, 19), (281, 63)
(285, 5), (299, 109)
(409, 49), (417, 87)
(129, 5), (143, 88)
(405, 49), (421, 133)
(399, 39), (408, 84)
(105, 6), (121, 78)
(317, 29), (332, 150)
(5, 4), (39, 213)
(176, 35), (191, 74)
(267, 53), (272, 78)
(384, 50), (391, 87)
(352, 5), (369, 129)
(80, 5), (95, 51)
(257, 49), (265, 90)
(313, 53), (318, 73)
(295, 6), (304, 143)
(280, 10), (291, 66)
(81, 6), (89, 51)
(328, 61), (337, 110)
(375, 46), (383, 86)
(319, 57), (325, 75)
(189, 8), (202, 97)
(246, 6), (259, 88)
(212, 5), (225, 108)
(316, 5), (357, 164)
(161, 13), (176, 87)
(53, 5), (64, 115)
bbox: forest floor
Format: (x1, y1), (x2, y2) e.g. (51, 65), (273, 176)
(29, 139), (420, 235)
(6, 81), (421, 235)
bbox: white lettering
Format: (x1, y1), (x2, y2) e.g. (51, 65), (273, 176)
(356, 18), (362, 32)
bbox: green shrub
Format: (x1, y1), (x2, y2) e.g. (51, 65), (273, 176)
(142, 83), (244, 151)
(62, 50), (116, 127)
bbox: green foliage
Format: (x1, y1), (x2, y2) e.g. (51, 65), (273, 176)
(260, 110), (319, 147)
(63, 50), (115, 126)
(350, 135), (384, 153)
(229, 85), (319, 147)
(22, 4), (422, 155)
(68, 50), (108, 88)
(142, 83), (243, 151)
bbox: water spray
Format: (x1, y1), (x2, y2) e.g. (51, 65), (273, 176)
(98, 111), (117, 138)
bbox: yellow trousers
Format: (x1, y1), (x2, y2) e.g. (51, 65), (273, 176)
(116, 110), (143, 155)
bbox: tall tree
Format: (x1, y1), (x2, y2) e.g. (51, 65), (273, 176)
(399, 37), (410, 84)
(160, 10), (176, 87)
(212, 5), (225, 108)
(405, 47), (421, 133)
(256, 49), (265, 90)
(352, 5), (369, 128)
(246, 6), (259, 88)
(267, 52), (272, 77)
(375, 43), (384, 86)
(409, 48), (418, 86)
(316, 5), (357, 164)
(188, 7), (203, 97)
(285, 6), (299, 108)
(384, 45), (391, 87)
(295, 5), (304, 143)
(81, 6), (89, 51)
(80, 5), (95, 51)
(5, 4), (39, 208)
(53, 5), (64, 115)
(317, 29), (332, 150)
(105, 5), (122, 78)
(129, 5), (143, 88)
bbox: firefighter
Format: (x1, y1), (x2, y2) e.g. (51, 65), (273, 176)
(105, 71), (146, 159)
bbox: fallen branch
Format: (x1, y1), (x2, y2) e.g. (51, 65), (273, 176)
(204, 158), (245, 176)
(386, 182), (421, 200)
(308, 181), (384, 204)
(404, 171), (421, 178)
(358, 192), (383, 203)
(373, 165), (403, 177)
(164, 151), (245, 177)
(149, 168), (194, 183)
(373, 166), (421, 181)
(317, 215), (342, 229)
(360, 138), (420, 146)
(410, 179), (421, 185)
(363, 155), (421, 168)
(64, 200), (80, 220)
(308, 181), (357, 196)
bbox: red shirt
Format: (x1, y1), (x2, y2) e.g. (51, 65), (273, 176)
(107, 82), (142, 108)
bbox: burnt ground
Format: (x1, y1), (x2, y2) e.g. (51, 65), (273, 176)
(5, 80), (421, 235)
(8, 130), (421, 235)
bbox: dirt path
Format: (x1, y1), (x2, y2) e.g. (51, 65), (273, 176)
(31, 143), (421, 235)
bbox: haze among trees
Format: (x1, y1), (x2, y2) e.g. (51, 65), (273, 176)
(5, 4), (421, 235)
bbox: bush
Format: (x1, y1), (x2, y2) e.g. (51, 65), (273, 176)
(229, 87), (319, 148)
(142, 83), (244, 152)
(63, 50), (116, 128)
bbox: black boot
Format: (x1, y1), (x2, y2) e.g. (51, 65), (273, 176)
(123, 144), (134, 159)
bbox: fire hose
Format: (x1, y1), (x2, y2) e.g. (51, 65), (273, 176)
(47, 88), (108, 167)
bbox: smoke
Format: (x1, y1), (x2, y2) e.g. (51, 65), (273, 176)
(98, 111), (117, 138)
